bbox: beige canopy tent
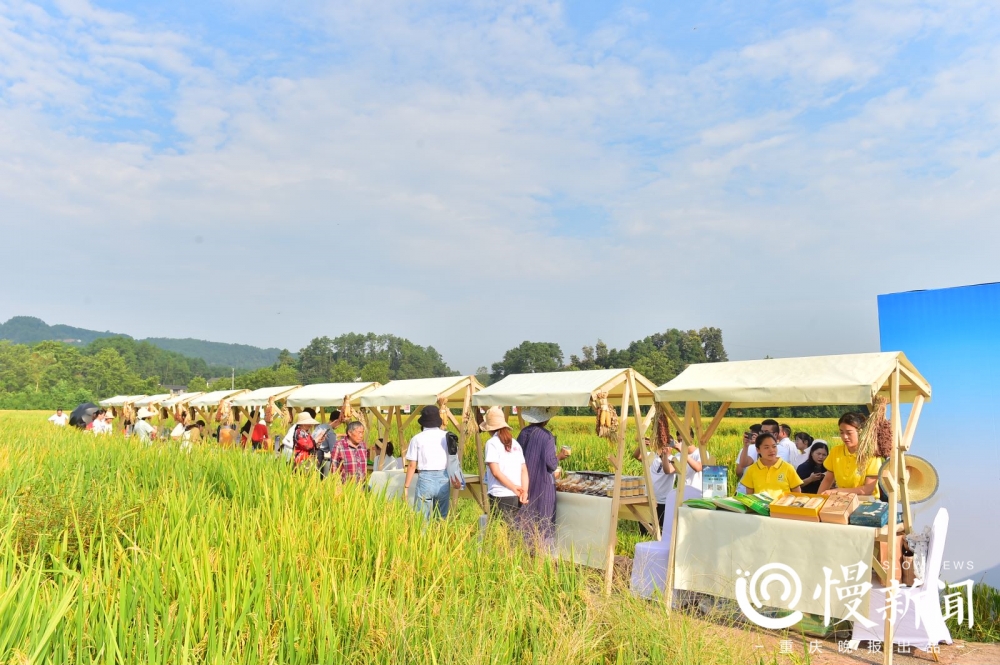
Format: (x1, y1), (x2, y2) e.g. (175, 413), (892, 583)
(231, 385), (302, 433)
(98, 394), (147, 427)
(361, 376), (484, 509)
(188, 389), (249, 432)
(473, 368), (659, 593)
(134, 394), (172, 408)
(280, 382), (382, 441)
(159, 392), (204, 424)
(99, 394), (147, 408)
(285, 382), (379, 409)
(654, 352), (931, 665)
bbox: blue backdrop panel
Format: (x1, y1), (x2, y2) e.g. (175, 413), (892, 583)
(878, 283), (1000, 586)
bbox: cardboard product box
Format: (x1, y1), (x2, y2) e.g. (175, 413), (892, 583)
(769, 493), (827, 522)
(878, 535), (904, 583)
(849, 502), (889, 528)
(819, 492), (860, 525)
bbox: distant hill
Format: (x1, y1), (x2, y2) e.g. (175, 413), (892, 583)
(0, 316), (120, 345)
(0, 317), (282, 369)
(144, 338), (282, 370)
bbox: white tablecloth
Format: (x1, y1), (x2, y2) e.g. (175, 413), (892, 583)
(555, 492), (615, 570)
(675, 507), (873, 619)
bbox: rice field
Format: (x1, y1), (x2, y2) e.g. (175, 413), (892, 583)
(2, 410), (993, 662)
(0, 410), (783, 665)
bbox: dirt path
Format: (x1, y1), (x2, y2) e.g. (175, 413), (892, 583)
(707, 622), (1000, 665)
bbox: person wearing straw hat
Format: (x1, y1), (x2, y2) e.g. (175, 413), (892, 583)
(404, 405), (455, 520)
(131, 408), (157, 443)
(517, 406), (569, 551)
(291, 411), (321, 468)
(481, 406), (529, 523)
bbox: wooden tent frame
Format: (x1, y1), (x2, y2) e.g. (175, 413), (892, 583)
(360, 376), (485, 513)
(188, 389), (250, 435)
(231, 385), (302, 445)
(99, 395), (147, 432)
(282, 382), (381, 443)
(160, 392), (204, 425)
(473, 368), (660, 594)
(655, 355), (931, 665)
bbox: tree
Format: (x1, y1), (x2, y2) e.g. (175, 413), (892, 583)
(330, 361), (359, 383)
(360, 360), (390, 385)
(276, 348), (296, 368)
(699, 327), (728, 362)
(490, 341), (564, 382)
(188, 376), (208, 392)
(298, 337), (335, 384)
(474, 366), (491, 387)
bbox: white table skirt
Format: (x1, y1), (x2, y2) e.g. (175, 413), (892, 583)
(675, 507), (874, 619)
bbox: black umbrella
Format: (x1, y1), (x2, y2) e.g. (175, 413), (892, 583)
(69, 403), (100, 429)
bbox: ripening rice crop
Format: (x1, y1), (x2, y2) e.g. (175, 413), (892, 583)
(0, 411), (827, 664)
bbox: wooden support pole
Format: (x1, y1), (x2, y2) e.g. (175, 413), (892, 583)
(630, 371), (660, 541)
(603, 378), (631, 595)
(664, 399), (696, 610)
(899, 394), (925, 452)
(883, 367), (902, 665)
(699, 402), (731, 465)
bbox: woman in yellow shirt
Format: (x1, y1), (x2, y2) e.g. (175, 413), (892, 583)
(740, 433), (803, 495)
(818, 412), (881, 497)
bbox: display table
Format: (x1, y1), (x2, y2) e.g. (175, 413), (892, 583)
(675, 507), (874, 619)
(554, 492), (655, 570)
(368, 470), (483, 506)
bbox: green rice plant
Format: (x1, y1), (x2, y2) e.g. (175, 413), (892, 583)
(0, 413), (782, 664)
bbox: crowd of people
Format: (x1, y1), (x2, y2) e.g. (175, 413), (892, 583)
(47, 405), (881, 534)
(735, 415), (880, 498)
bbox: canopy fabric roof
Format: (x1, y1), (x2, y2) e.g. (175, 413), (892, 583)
(134, 394), (173, 407)
(189, 389), (249, 408)
(653, 352), (931, 407)
(99, 394), (147, 407)
(231, 385), (301, 408)
(473, 368), (657, 407)
(285, 382), (379, 408)
(361, 376), (483, 408)
(161, 392), (204, 408)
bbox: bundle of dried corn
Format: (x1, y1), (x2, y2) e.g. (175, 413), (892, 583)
(437, 397), (451, 431)
(216, 399), (234, 427)
(652, 404), (671, 451)
(463, 406), (481, 441)
(590, 391), (619, 442)
(340, 395), (360, 428)
(264, 396), (276, 424)
(857, 396), (887, 475)
(122, 403), (135, 424)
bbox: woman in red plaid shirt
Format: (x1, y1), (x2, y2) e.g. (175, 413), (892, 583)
(330, 421), (368, 483)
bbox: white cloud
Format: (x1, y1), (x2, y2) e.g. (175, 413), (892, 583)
(2, 0), (1000, 370)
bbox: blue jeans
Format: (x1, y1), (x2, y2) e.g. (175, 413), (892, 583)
(415, 470), (450, 520)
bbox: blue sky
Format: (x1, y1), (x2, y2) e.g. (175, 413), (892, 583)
(2, 0), (1000, 371)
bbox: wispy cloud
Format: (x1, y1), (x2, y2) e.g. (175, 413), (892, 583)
(2, 0), (1000, 369)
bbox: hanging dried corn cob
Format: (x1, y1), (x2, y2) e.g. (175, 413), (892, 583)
(340, 395), (360, 428)
(653, 403), (671, 450)
(856, 396), (887, 475)
(437, 397), (450, 430)
(264, 396), (276, 424)
(216, 399), (234, 426)
(122, 402), (135, 424)
(590, 391), (619, 442)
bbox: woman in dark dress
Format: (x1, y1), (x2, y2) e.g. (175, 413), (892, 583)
(796, 440), (830, 494)
(516, 406), (568, 552)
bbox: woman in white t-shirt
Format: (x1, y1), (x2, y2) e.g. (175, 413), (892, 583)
(480, 406), (528, 524)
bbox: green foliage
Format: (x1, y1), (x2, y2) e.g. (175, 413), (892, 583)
(187, 376), (209, 392)
(298, 333), (453, 385)
(0, 413), (781, 664)
(568, 328), (726, 386)
(490, 341), (564, 381)
(143, 337), (282, 369)
(360, 360), (390, 385)
(0, 316), (282, 370)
